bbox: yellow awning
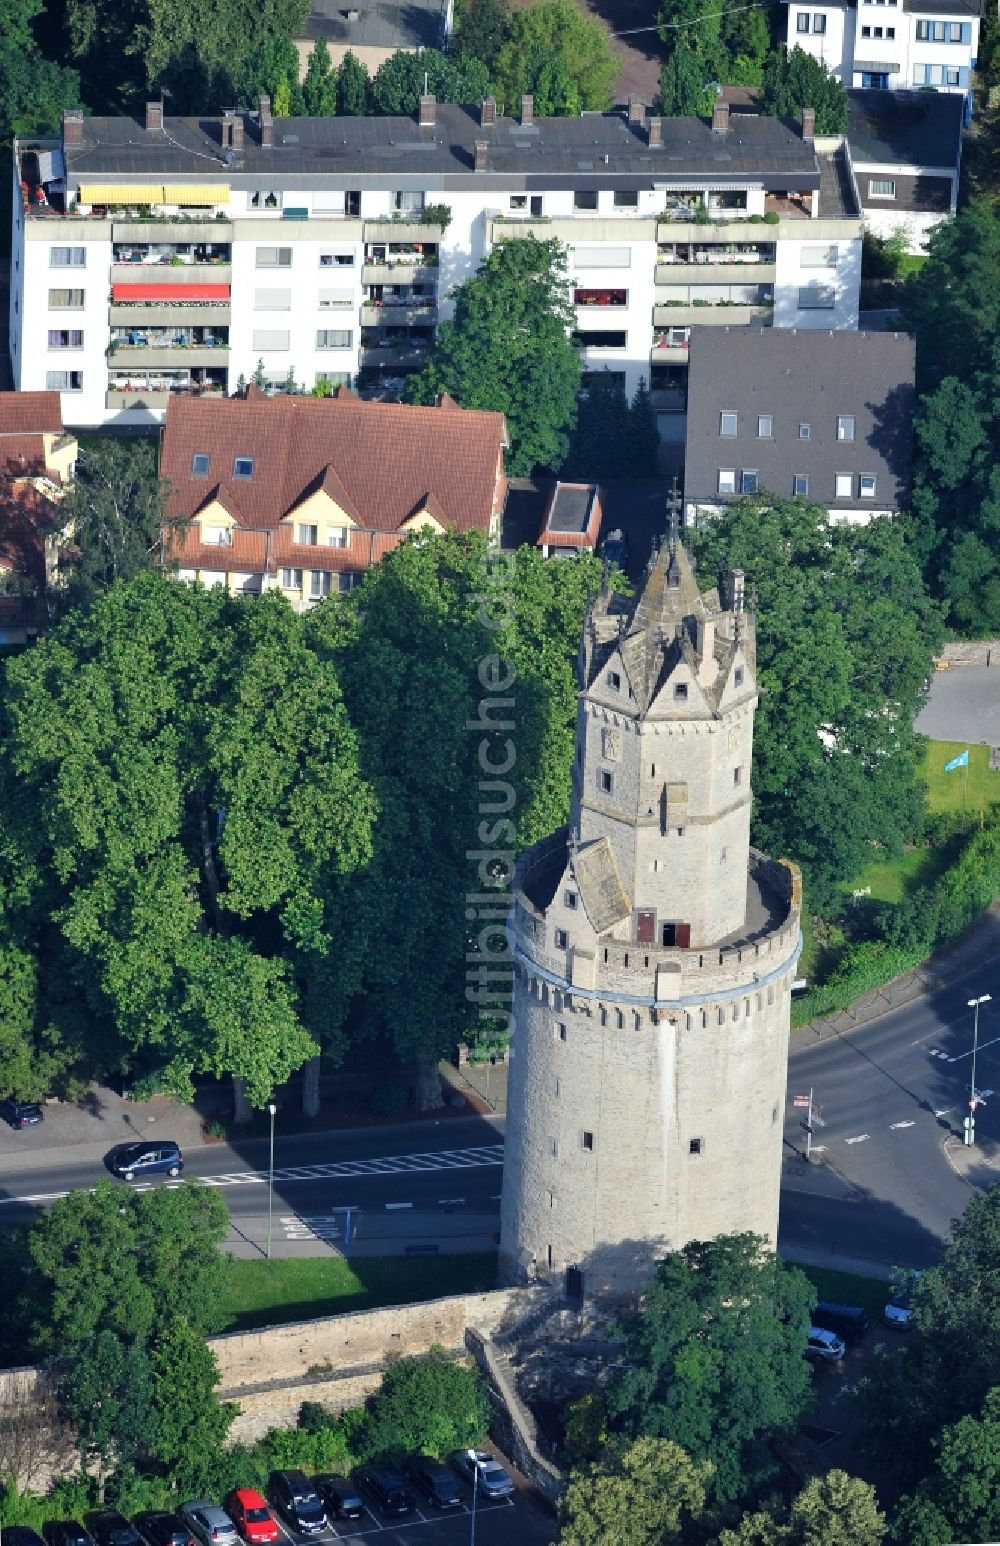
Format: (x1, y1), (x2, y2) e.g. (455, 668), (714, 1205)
(162, 185), (229, 206)
(79, 183), (165, 204)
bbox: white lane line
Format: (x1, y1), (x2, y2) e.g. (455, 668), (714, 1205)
(438, 1197), (466, 1206)
(889, 1121), (916, 1130)
(385, 1201), (413, 1210)
(934, 1107), (954, 1117)
(947, 1032), (1000, 1064)
(844, 1134), (870, 1145)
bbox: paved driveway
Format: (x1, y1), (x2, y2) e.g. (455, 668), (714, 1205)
(273, 1488), (556, 1545)
(915, 666), (1000, 745)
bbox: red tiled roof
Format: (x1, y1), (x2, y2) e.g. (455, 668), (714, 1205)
(171, 525), (268, 572)
(0, 434), (52, 479)
(0, 485), (60, 585)
(161, 394), (507, 537)
(0, 393), (63, 434)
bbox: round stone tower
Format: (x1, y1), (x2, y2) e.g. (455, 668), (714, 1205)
(499, 535), (802, 1302)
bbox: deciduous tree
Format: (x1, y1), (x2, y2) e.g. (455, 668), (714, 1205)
(57, 437), (178, 612)
(149, 1318), (236, 1487)
(354, 1352), (489, 1459)
(450, 0), (511, 70)
(493, 0), (617, 113)
(605, 1234), (815, 1504)
(760, 46), (848, 133)
(406, 236), (581, 474)
(336, 50), (370, 114)
(369, 48), (491, 114)
(559, 1437), (712, 1545)
(723, 1471), (886, 1545)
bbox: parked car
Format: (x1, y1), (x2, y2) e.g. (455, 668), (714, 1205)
(136, 1515), (196, 1546)
(449, 1449), (515, 1498)
(107, 1140), (183, 1181)
(269, 1471), (328, 1535)
(601, 528), (628, 569)
(47, 1523), (96, 1546)
(177, 1503), (238, 1546)
(7, 1530), (47, 1546)
(805, 1326), (846, 1363)
(405, 1455), (462, 1509)
(223, 1492), (278, 1546)
(0, 1095), (43, 1128)
(91, 1516), (145, 1546)
(812, 1300), (870, 1345)
(884, 1271), (922, 1330)
(353, 1464), (415, 1517)
(314, 1475), (363, 1522)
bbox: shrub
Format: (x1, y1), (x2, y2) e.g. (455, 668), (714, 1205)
(370, 1083), (409, 1116)
(763, 210), (780, 225)
(353, 1351), (489, 1461)
(564, 1392), (608, 1463)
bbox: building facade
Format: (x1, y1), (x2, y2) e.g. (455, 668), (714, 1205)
(783, 0), (981, 100)
(683, 327), (916, 524)
(847, 89), (963, 246)
(499, 540), (802, 1302)
(11, 99), (864, 429)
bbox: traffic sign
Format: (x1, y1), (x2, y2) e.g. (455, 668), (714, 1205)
(793, 1095), (811, 1108)
(800, 1122), (813, 1134)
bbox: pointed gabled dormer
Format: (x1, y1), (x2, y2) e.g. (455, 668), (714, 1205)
(570, 530), (758, 949)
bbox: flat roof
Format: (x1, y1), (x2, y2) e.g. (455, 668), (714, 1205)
(46, 105), (822, 189)
(546, 484), (597, 534)
(847, 89), (964, 168)
(303, 0), (448, 49)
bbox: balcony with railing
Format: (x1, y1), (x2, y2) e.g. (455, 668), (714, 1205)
(655, 242), (777, 285)
(105, 367), (227, 410)
(651, 327), (691, 363)
(361, 242), (439, 285)
(112, 243), (231, 266)
(109, 325), (229, 368)
(653, 283), (774, 326)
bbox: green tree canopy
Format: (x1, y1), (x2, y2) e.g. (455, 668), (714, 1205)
(57, 438), (177, 613)
(354, 1351), (489, 1459)
(59, 1331), (156, 1473)
(0, 576), (375, 1108)
(657, 0), (724, 89)
(336, 50), (371, 114)
(723, 1471), (886, 1545)
(369, 47), (491, 113)
(406, 236), (581, 474)
(760, 46), (848, 133)
(493, 0), (618, 113)
(302, 36), (336, 116)
(450, 0), (511, 70)
(23, 1181), (230, 1357)
(559, 1437), (712, 1545)
(891, 1386), (1000, 1546)
(0, 0), (80, 141)
(605, 1234), (816, 1504)
(692, 497), (943, 907)
(63, 0), (307, 113)
(149, 1318), (236, 1488)
(562, 374), (661, 481)
(853, 1184), (1000, 1488)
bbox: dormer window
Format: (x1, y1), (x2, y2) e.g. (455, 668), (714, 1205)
(735, 666), (744, 687)
(674, 683), (688, 700)
(233, 456), (254, 478)
(609, 671), (621, 690)
(191, 452), (210, 476)
(295, 522), (318, 545)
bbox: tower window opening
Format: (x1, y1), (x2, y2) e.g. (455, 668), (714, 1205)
(554, 1076), (561, 1097)
(733, 766), (742, 786)
(565, 890), (578, 909)
(674, 683), (688, 700)
(549, 1191), (557, 1208)
(555, 928), (568, 949)
(735, 666), (745, 687)
(651, 764), (656, 776)
(623, 952), (629, 967)
(615, 1008), (624, 1029)
(609, 671), (621, 690)
(689, 1137), (703, 1155)
(604, 947), (609, 962)
(557, 1021), (568, 1042)
(547, 1245), (553, 1268)
(676, 827), (684, 837)
(582, 1131), (594, 1151)
(600, 770), (613, 793)
(720, 848), (728, 865)
(644, 955), (649, 967)
(550, 1137), (558, 1156)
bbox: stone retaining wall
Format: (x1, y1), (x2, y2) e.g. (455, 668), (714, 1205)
(939, 640), (1000, 668)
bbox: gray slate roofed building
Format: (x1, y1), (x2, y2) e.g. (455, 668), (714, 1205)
(682, 327), (916, 523)
(57, 105), (822, 191)
(847, 89), (964, 168)
(302, 0), (449, 52)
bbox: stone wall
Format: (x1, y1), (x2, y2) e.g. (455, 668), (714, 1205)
(939, 640), (1000, 668)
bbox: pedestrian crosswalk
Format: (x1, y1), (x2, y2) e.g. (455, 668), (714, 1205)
(198, 1143), (505, 1189)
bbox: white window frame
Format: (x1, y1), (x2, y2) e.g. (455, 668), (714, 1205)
(720, 411), (738, 437)
(837, 415), (855, 441)
(868, 178), (896, 198)
(718, 468), (736, 494)
(255, 246), (292, 268)
(309, 570), (333, 599)
(740, 469), (759, 494)
(793, 473), (809, 496)
(835, 472), (853, 499)
(296, 523), (319, 546)
(280, 567), (303, 590)
(859, 474), (877, 498)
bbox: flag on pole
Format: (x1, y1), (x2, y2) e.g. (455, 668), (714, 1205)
(944, 749), (970, 772)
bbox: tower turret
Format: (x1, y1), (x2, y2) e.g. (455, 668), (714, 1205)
(499, 531), (802, 1303)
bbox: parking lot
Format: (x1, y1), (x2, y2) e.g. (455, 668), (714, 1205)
(271, 1490), (556, 1546)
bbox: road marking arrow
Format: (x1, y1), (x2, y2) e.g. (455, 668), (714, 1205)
(889, 1121), (916, 1130)
(844, 1134), (870, 1145)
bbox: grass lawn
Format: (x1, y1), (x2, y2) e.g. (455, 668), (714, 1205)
(920, 738), (1000, 815)
(221, 1251), (499, 1332)
(845, 841), (956, 906)
(798, 1265), (892, 1318)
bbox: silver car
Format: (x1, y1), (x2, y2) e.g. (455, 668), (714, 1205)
(449, 1449), (515, 1498)
(177, 1504), (238, 1546)
(805, 1326), (846, 1363)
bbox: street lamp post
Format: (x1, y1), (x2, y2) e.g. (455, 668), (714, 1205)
(965, 995), (991, 1146)
(266, 1100), (277, 1258)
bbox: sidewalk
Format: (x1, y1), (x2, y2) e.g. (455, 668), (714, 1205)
(0, 1085), (206, 1171)
(942, 1134), (1000, 1191)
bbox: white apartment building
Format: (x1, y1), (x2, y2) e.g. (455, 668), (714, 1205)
(784, 0), (981, 102)
(10, 97), (865, 429)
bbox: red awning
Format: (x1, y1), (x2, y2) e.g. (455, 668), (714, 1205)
(112, 283), (230, 302)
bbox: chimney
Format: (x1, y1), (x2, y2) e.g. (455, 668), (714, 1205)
(801, 106), (816, 140)
(521, 93), (533, 127)
(481, 95), (496, 126)
(62, 109), (84, 147)
(647, 115), (662, 148)
(419, 92), (436, 127)
(221, 111), (244, 151)
(259, 94), (273, 148)
(474, 138), (488, 172)
(628, 96), (645, 125)
(712, 100), (730, 135)
(146, 100), (163, 131)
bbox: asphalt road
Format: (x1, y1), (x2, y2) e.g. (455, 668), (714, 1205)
(2, 959), (999, 1269)
(781, 956), (1000, 1270)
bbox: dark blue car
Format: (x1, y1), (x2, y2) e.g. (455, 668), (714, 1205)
(107, 1140), (183, 1181)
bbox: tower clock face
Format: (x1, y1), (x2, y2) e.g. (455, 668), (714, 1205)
(603, 728), (622, 761)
